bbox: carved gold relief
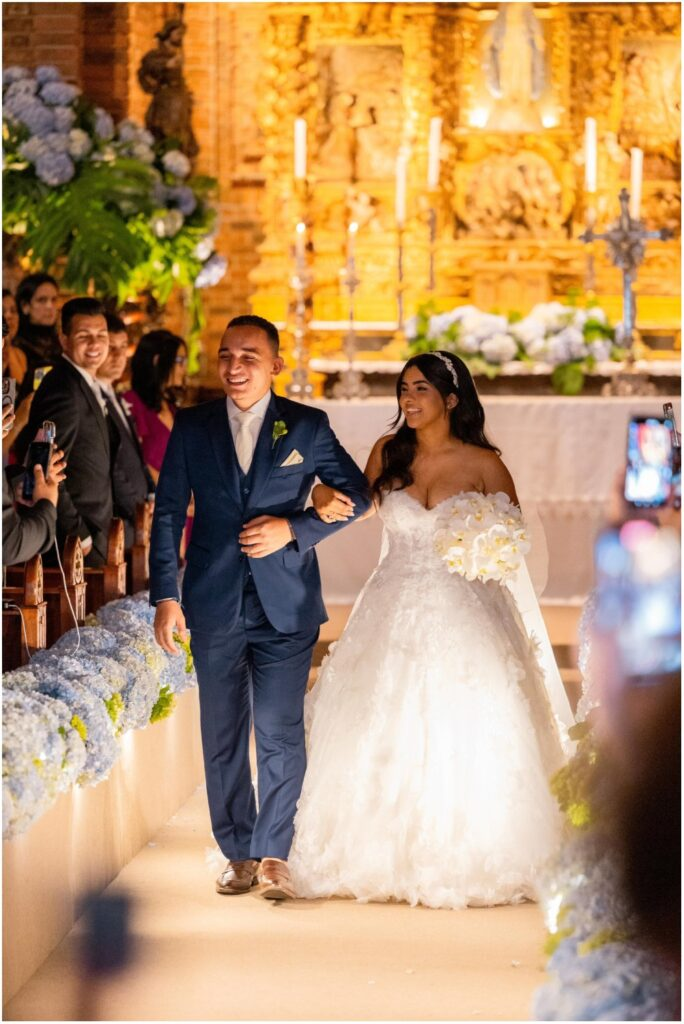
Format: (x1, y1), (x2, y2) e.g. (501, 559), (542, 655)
(249, 2), (680, 352)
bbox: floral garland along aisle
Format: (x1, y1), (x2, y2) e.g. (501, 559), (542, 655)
(2, 593), (196, 840)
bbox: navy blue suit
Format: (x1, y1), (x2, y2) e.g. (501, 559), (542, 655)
(149, 392), (371, 859)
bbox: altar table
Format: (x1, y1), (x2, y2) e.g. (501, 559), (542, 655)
(314, 395), (681, 604)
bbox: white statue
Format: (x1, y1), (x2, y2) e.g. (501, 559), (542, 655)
(483, 2), (547, 132)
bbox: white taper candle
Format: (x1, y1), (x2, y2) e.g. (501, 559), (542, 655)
(294, 118), (307, 180)
(584, 117), (597, 193)
(629, 147), (643, 219)
(395, 154), (407, 226)
(427, 117), (442, 191)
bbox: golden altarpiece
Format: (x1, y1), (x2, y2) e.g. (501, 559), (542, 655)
(243, 2), (680, 373)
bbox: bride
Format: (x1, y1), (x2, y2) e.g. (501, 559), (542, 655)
(288, 351), (573, 909)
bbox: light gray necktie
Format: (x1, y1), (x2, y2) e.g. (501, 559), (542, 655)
(235, 410), (255, 474)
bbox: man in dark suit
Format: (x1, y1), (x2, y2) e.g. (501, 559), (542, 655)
(150, 315), (371, 900)
(97, 313), (154, 550)
(17, 298), (112, 567)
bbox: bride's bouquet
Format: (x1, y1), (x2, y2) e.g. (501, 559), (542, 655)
(434, 491), (530, 584)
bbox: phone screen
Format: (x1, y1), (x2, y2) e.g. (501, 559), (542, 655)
(22, 440), (52, 501)
(593, 522), (681, 683)
(624, 416), (673, 508)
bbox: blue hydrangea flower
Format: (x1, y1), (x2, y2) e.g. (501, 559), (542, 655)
(53, 105), (76, 132)
(67, 128), (92, 160)
(35, 65), (63, 86)
(195, 253), (228, 289)
(19, 136), (50, 164)
(94, 107), (114, 141)
(35, 151), (75, 186)
(6, 96), (56, 135)
(162, 149), (191, 179)
(40, 81), (80, 106)
(2, 66), (30, 86)
(4, 77), (38, 100)
(167, 185), (197, 216)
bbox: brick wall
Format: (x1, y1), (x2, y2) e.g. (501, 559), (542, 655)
(2, 2), (269, 383)
(3, 2), (83, 81)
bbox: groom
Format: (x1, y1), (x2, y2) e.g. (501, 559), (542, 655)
(150, 314), (370, 900)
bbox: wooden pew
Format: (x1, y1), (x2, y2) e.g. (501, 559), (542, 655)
(6, 537), (87, 647)
(2, 555), (47, 670)
(128, 499), (153, 595)
(85, 518), (127, 616)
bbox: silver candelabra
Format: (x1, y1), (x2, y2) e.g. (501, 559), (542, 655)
(286, 223), (314, 401)
(333, 225), (369, 400)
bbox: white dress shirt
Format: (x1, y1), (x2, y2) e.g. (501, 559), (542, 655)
(226, 391), (271, 474)
(63, 355), (108, 417)
(98, 380), (133, 438)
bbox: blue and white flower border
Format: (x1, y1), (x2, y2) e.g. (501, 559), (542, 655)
(2, 593), (196, 841)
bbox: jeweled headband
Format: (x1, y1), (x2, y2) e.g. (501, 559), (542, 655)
(431, 351), (459, 391)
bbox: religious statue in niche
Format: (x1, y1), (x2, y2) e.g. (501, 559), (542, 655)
(482, 2), (548, 132)
(138, 17), (199, 159)
(463, 152), (563, 239)
(621, 39), (681, 140)
(316, 45), (403, 181)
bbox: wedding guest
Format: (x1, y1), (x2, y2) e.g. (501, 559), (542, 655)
(16, 297), (112, 566)
(2, 289), (20, 346)
(97, 313), (154, 550)
(122, 330), (188, 485)
(2, 339), (66, 566)
(13, 272), (62, 406)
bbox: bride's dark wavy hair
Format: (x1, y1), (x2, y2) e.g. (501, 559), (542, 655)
(372, 351), (500, 503)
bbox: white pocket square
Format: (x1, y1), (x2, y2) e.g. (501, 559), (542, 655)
(280, 449), (304, 467)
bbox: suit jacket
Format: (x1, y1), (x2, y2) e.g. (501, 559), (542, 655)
(2, 469), (57, 566)
(104, 390), (154, 549)
(149, 392), (371, 634)
(15, 357), (113, 566)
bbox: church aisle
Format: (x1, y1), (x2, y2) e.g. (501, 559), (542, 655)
(5, 786), (548, 1023)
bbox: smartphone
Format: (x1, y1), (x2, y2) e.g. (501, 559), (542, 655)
(2, 377), (16, 417)
(593, 521), (681, 684)
(624, 415), (673, 508)
(663, 403), (681, 511)
(22, 420), (56, 501)
(33, 366), (53, 391)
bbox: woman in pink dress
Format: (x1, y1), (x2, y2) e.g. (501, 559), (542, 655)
(122, 330), (192, 551)
(122, 330), (188, 484)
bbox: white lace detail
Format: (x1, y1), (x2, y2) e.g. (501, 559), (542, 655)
(290, 489), (567, 909)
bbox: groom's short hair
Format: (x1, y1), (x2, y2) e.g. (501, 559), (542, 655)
(227, 314), (280, 355)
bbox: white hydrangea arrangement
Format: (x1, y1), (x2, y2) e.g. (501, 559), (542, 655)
(2, 591), (197, 840)
(406, 300), (618, 395)
(434, 491), (530, 584)
(3, 65), (226, 366)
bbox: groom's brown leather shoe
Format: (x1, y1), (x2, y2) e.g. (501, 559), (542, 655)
(216, 859), (260, 895)
(259, 857), (296, 900)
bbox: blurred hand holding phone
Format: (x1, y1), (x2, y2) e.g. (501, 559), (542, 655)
(624, 413), (675, 508)
(23, 420), (56, 502)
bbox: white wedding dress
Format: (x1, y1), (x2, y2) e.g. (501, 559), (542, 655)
(289, 489), (573, 910)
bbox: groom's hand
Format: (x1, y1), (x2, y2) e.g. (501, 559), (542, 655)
(239, 515), (292, 558)
(154, 600), (188, 655)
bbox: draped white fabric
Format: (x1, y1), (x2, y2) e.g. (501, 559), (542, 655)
(315, 395), (681, 603)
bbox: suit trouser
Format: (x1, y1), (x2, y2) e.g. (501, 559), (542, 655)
(190, 578), (319, 861)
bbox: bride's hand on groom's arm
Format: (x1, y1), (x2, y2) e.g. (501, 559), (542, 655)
(311, 483), (355, 523)
(239, 515), (293, 557)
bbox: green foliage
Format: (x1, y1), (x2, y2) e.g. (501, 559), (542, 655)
(150, 685), (176, 724)
(172, 632), (195, 675)
(550, 728), (599, 831)
(104, 692), (125, 727)
(70, 714), (88, 742)
(551, 362), (585, 396)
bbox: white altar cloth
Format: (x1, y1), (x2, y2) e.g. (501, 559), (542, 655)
(314, 395), (681, 604)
